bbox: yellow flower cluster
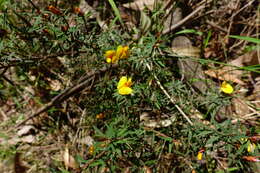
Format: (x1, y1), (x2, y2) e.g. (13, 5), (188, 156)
(104, 45), (133, 95)
(104, 45), (129, 64)
(104, 45), (238, 96)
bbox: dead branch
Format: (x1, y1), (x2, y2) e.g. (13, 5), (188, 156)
(162, 4), (206, 35)
(14, 64), (118, 129)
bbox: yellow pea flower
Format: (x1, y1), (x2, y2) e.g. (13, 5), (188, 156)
(197, 152), (203, 160)
(104, 50), (117, 63)
(197, 149), (204, 161)
(220, 81), (234, 94)
(116, 45), (129, 60)
(247, 142), (256, 153)
(104, 45), (129, 64)
(96, 113), (105, 119)
(117, 76), (133, 95)
(88, 145), (94, 155)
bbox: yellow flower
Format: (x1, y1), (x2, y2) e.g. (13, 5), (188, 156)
(197, 152), (203, 160)
(117, 76), (133, 95)
(247, 142), (256, 153)
(96, 113), (105, 119)
(88, 145), (94, 155)
(220, 81), (234, 94)
(197, 149), (205, 161)
(104, 45), (129, 64)
(104, 50), (117, 63)
(116, 45), (129, 60)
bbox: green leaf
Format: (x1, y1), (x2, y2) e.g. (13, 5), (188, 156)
(61, 169), (70, 173)
(206, 136), (220, 145)
(93, 126), (106, 138)
(227, 167), (240, 172)
(0, 0), (9, 10)
(107, 0), (123, 25)
(175, 29), (203, 36)
(89, 159), (106, 167)
(105, 123), (115, 138)
(196, 130), (213, 137)
(229, 35), (260, 44)
(203, 30), (212, 48)
(140, 11), (151, 34)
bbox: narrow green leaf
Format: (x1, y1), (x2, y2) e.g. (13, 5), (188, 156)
(175, 29), (203, 36)
(107, 0), (123, 25)
(140, 11), (151, 34)
(203, 30), (212, 48)
(229, 35), (260, 44)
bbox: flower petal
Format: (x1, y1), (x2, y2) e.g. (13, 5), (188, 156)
(106, 58), (112, 63)
(247, 143), (256, 153)
(221, 81), (234, 94)
(118, 87), (133, 95)
(126, 78), (132, 87)
(105, 50), (116, 59)
(105, 50), (117, 63)
(197, 152), (203, 160)
(117, 76), (127, 89)
(116, 45), (123, 59)
(120, 46), (129, 59)
(111, 55), (119, 63)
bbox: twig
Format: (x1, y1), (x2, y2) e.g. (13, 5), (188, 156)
(227, 0), (255, 43)
(162, 5), (206, 35)
(232, 0), (255, 18)
(27, 0), (41, 12)
(82, 150), (107, 169)
(206, 20), (228, 33)
(0, 108), (8, 120)
(146, 63), (193, 125)
(0, 67), (8, 76)
(14, 64), (118, 129)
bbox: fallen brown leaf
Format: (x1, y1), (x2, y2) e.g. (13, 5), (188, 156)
(17, 125), (35, 136)
(231, 98), (250, 117)
(123, 0), (159, 11)
(205, 50), (259, 85)
(204, 68), (245, 85)
(63, 147), (79, 170)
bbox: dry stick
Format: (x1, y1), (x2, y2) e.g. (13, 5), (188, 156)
(232, 0), (255, 18)
(257, 4), (260, 64)
(206, 20), (228, 33)
(227, 0), (255, 42)
(14, 64), (118, 128)
(146, 63), (193, 125)
(82, 150), (107, 169)
(14, 78), (93, 129)
(162, 5), (206, 35)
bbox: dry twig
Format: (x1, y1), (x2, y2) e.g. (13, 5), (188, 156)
(14, 64), (118, 129)
(162, 4), (206, 35)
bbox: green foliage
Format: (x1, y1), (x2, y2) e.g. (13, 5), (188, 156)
(0, 1), (258, 173)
